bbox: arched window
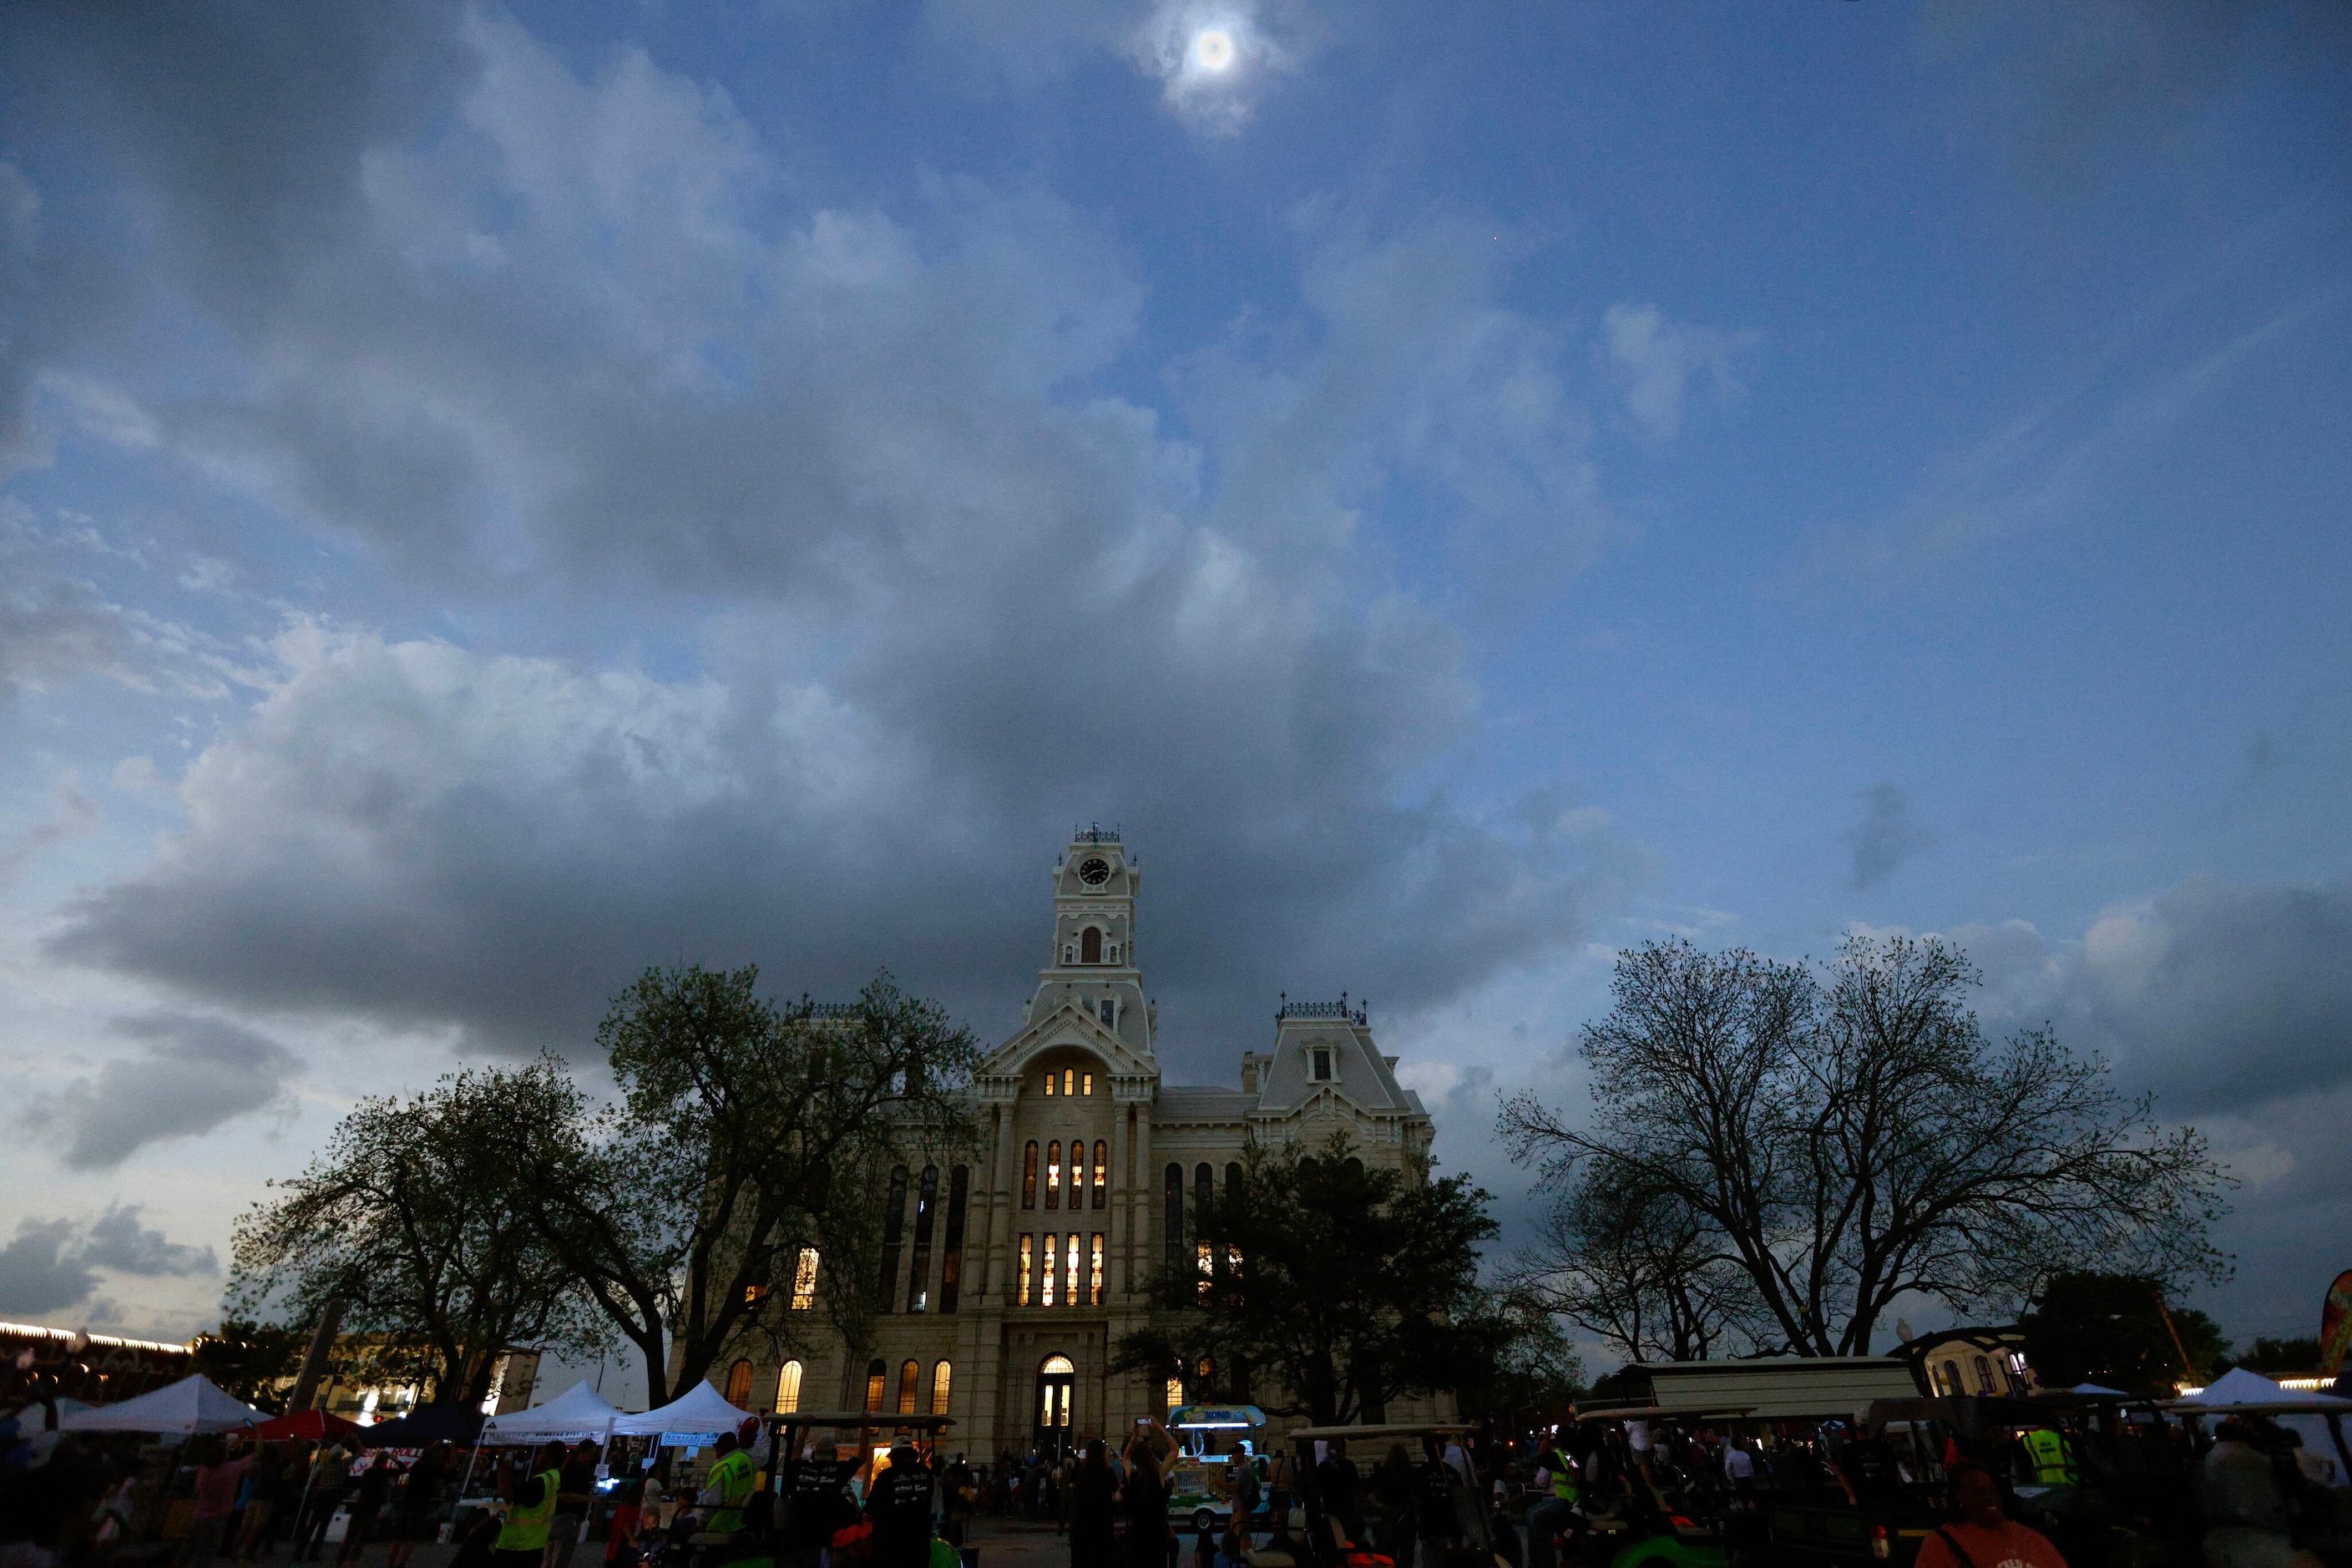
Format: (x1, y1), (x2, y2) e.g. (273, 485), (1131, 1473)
(865, 1358), (887, 1411)
(1046, 1141), (1062, 1210)
(1063, 1068), (1076, 1096)
(1107, 943), (1120, 964)
(790, 1247), (819, 1311)
(878, 1165), (909, 1312)
(907, 1165), (940, 1313)
(1019, 1235), (1034, 1306)
(1042, 1354), (1075, 1375)
(1974, 1354), (1996, 1394)
(1065, 1233), (1080, 1304)
(775, 1360), (803, 1414)
(1072, 1146), (1087, 1211)
(1195, 1162), (1214, 1222)
(1164, 1163), (1183, 1271)
(1082, 1072), (1094, 1096)
(897, 1358), (919, 1415)
(1344, 1156), (1364, 1180)
(1081, 927), (1103, 964)
(1041, 1233), (1059, 1306)
(1090, 1232), (1104, 1304)
(931, 1360), (953, 1416)
(940, 1166), (969, 1314)
(726, 1358), (752, 1408)
(1023, 1142), (1039, 1209)
(1099, 999), (1115, 1029)
(1092, 1141), (1108, 1208)
(1938, 1360), (1962, 1396)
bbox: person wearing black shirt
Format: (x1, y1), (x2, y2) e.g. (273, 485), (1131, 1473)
(781, 1444), (859, 1568)
(1313, 1439), (1364, 1551)
(1069, 1441), (1118, 1568)
(336, 1453), (396, 1566)
(1414, 1439), (1465, 1557)
(1120, 1422), (1176, 1568)
(865, 1442), (936, 1568)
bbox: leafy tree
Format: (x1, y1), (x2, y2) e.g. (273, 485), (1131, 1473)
(190, 1319), (307, 1411)
(1502, 935), (2231, 1358)
(227, 1060), (607, 1406)
(509, 966), (979, 1408)
(1455, 1282), (1587, 1427)
(2020, 1271), (2229, 1393)
(1111, 1132), (1502, 1427)
(2233, 1336), (2322, 1377)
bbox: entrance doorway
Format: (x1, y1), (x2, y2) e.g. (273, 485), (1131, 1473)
(1034, 1354), (1075, 1454)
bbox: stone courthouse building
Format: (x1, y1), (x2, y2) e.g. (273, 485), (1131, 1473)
(726, 828), (1445, 1456)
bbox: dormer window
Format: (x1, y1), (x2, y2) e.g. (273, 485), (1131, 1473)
(1311, 1047), (1333, 1082)
(1099, 999), (1116, 1029)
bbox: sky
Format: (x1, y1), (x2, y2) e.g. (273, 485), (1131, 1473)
(1, 0), (2348, 1368)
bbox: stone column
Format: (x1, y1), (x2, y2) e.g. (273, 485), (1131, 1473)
(980, 1095), (1018, 1303)
(1128, 1095), (1154, 1297)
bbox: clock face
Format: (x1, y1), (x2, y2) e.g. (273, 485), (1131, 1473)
(1077, 857), (1112, 886)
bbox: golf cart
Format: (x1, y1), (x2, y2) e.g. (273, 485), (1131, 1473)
(1282, 1424), (1498, 1568)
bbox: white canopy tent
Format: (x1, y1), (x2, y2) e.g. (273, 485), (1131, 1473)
(2171, 1368), (2352, 1487)
(482, 1382), (625, 1444)
(609, 1380), (756, 1439)
(57, 1373), (266, 1434)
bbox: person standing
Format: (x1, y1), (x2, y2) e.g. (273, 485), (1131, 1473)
(546, 1443), (601, 1568)
(385, 1442), (448, 1568)
(298, 1445), (357, 1565)
(864, 1439), (936, 1568)
(1119, 1421), (1176, 1568)
(1313, 1440), (1363, 1552)
(942, 1454), (975, 1549)
(187, 1438), (253, 1565)
(1068, 1441), (1117, 1568)
(1369, 1445), (1417, 1568)
(1521, 1438), (1578, 1568)
(780, 1443), (857, 1568)
(336, 1451), (395, 1568)
(495, 1444), (571, 1568)
(1912, 1464), (2065, 1568)
(233, 1445), (285, 1563)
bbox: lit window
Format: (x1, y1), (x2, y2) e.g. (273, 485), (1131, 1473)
(1023, 1143), (1038, 1209)
(1082, 1072), (1094, 1096)
(931, 1360), (953, 1416)
(791, 1247), (819, 1311)
(1197, 1242), (1213, 1285)
(1312, 1048), (1332, 1082)
(1042, 1234), (1059, 1307)
(1019, 1236), (1034, 1306)
(1166, 1378), (1183, 1411)
(776, 1360), (803, 1414)
(1090, 1233), (1105, 1304)
(1063, 1068), (1075, 1095)
(1047, 1141), (1062, 1209)
(865, 1359), (887, 1411)
(1065, 1234), (1080, 1303)
(726, 1359), (752, 1408)
(1092, 1142), (1107, 1207)
(1044, 1071), (1056, 1097)
(743, 1284), (771, 1310)
(897, 1359), (918, 1415)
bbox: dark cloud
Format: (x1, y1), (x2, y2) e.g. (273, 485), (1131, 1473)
(1844, 783), (1936, 890)
(1960, 872), (2352, 1118)
(11, 5), (1630, 1073)
(0, 1219), (99, 1316)
(77, 1206), (219, 1278)
(0, 1206), (211, 1318)
(34, 1014), (299, 1170)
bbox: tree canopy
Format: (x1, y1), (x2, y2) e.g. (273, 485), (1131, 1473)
(506, 965), (979, 1407)
(2020, 1271), (2229, 1393)
(1502, 933), (2231, 1360)
(226, 1058), (607, 1406)
(1111, 1132), (1503, 1427)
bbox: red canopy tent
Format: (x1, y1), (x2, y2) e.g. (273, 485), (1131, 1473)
(252, 1408), (363, 1441)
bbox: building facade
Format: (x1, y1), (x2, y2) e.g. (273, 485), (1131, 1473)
(723, 828), (1443, 1457)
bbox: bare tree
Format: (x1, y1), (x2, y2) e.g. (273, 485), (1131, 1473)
(1508, 1166), (1763, 1364)
(1501, 934), (2230, 1358)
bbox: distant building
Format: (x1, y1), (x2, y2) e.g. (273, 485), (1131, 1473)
(711, 827), (1447, 1454)
(1897, 1326), (2036, 1397)
(297, 1341), (542, 1422)
(0, 1321), (192, 1405)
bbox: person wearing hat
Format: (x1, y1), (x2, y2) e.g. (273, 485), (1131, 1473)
(864, 1439), (936, 1568)
(697, 1430), (759, 1540)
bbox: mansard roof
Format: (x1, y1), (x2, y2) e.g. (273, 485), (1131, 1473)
(977, 994), (1156, 1085)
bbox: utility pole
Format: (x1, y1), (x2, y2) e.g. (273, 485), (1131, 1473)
(286, 1297), (347, 1413)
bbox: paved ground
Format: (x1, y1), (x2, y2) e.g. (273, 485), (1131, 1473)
(246, 1514), (1078, 1568)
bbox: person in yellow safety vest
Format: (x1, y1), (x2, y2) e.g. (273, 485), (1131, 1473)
(702, 1430), (760, 1537)
(494, 1443), (571, 1568)
(2021, 1425), (2078, 1486)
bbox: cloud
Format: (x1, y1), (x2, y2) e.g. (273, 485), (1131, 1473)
(33, 1014), (300, 1170)
(77, 1206), (219, 1278)
(1598, 303), (1753, 442)
(0, 770), (101, 889)
(0, 1207), (214, 1318)
(1844, 783), (1937, 890)
(0, 1219), (99, 1317)
(1122, 1), (1304, 134)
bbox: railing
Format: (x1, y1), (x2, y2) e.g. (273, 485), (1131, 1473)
(1072, 822), (1121, 843)
(1276, 991), (1366, 1025)
(802, 999), (861, 1020)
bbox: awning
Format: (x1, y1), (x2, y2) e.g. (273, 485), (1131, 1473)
(482, 1382), (623, 1444)
(253, 1409), (365, 1441)
(57, 1373), (266, 1434)
(609, 1380), (758, 1438)
(357, 1404), (486, 1447)
(1170, 1404), (1267, 1429)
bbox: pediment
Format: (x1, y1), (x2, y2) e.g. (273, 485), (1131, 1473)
(979, 997), (1156, 1081)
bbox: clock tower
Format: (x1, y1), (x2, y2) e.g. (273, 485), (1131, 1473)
(1022, 824), (1153, 1058)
